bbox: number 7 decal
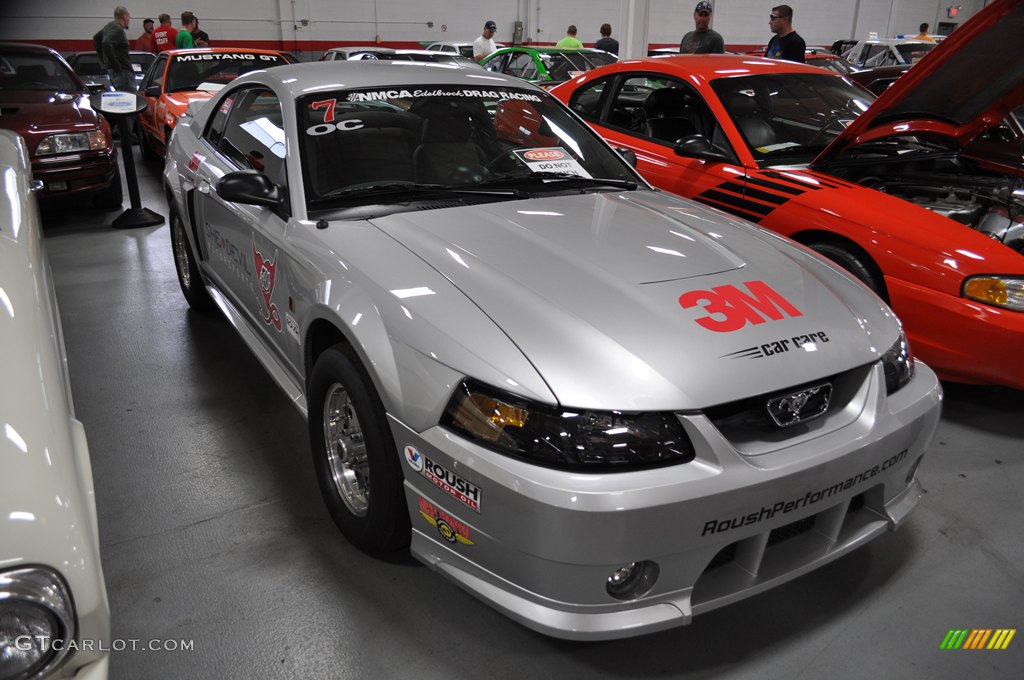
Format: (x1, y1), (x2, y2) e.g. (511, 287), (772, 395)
(311, 98), (337, 123)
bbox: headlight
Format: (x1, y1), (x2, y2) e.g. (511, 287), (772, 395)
(0, 567), (75, 680)
(963, 275), (1024, 312)
(34, 129), (109, 156)
(881, 330), (914, 395)
(441, 380), (695, 470)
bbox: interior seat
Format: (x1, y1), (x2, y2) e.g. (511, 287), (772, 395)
(412, 102), (488, 184)
(727, 93), (776, 148)
(642, 88), (697, 143)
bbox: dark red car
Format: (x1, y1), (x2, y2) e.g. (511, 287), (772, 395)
(0, 42), (121, 207)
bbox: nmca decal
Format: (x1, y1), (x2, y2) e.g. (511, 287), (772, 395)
(940, 628), (1016, 650)
(679, 280), (802, 332)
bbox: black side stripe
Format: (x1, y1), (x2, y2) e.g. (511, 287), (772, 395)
(745, 175), (806, 195)
(702, 190), (773, 215)
(742, 185), (789, 205)
(694, 196), (765, 223)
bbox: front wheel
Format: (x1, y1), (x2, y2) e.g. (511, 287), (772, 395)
(169, 208), (214, 313)
(808, 240), (888, 302)
(308, 344), (409, 554)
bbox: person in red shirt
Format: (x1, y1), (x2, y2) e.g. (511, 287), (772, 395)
(151, 13), (177, 53)
(135, 18), (155, 52)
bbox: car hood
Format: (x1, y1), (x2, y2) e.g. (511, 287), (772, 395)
(0, 90), (99, 140)
(370, 191), (899, 409)
(814, 0), (1024, 165)
(163, 90), (216, 112)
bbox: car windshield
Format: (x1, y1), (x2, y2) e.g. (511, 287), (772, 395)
(711, 73), (874, 164)
(166, 52), (287, 92)
(894, 42), (936, 64)
(0, 51), (81, 91)
(807, 56), (856, 76)
(298, 84), (639, 210)
(540, 51), (617, 81)
(73, 52), (154, 76)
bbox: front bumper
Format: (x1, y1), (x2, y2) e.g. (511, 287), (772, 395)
(887, 276), (1024, 389)
(393, 361), (942, 640)
(30, 150), (117, 201)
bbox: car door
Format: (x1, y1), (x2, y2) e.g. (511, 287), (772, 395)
(568, 72), (748, 205)
(138, 52), (167, 142)
(194, 86), (300, 370)
(505, 51), (538, 81)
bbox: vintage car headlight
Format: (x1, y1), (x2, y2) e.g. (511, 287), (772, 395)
(962, 275), (1024, 312)
(881, 330), (914, 395)
(34, 129), (109, 156)
(442, 379), (695, 470)
(0, 567), (75, 680)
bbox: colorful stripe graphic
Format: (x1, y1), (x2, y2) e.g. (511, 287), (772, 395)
(940, 629), (1016, 650)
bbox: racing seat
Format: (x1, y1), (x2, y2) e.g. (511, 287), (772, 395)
(413, 108), (488, 184)
(642, 88), (697, 143)
(727, 93), (776, 148)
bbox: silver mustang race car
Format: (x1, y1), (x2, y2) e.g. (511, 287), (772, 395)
(163, 61), (942, 639)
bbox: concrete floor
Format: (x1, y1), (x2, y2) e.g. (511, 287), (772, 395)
(41, 146), (1023, 679)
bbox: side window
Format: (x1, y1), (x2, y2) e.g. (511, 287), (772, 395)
(217, 88), (288, 192)
(141, 54), (166, 91)
(568, 76), (611, 120)
(485, 53), (509, 73)
(203, 89), (237, 146)
(620, 74), (726, 150)
(506, 53), (537, 79)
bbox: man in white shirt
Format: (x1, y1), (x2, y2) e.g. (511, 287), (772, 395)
(473, 20), (498, 62)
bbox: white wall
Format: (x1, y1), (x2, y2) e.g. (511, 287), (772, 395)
(0, 0), (988, 50)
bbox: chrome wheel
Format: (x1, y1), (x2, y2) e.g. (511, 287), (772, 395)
(323, 382), (370, 517)
(171, 214), (193, 290)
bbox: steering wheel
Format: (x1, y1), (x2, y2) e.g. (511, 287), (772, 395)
(805, 113), (848, 147)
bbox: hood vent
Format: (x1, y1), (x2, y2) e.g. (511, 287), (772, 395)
(416, 201), (464, 211)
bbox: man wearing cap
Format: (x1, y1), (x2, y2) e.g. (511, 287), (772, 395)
(474, 20), (498, 62)
(680, 2), (725, 54)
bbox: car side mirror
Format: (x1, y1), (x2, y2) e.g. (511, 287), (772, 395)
(216, 170), (283, 208)
(616, 147), (638, 168)
(673, 134), (730, 162)
(144, 84), (161, 97)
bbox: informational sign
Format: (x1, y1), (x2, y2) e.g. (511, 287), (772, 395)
(512, 148), (592, 178)
(90, 91), (148, 115)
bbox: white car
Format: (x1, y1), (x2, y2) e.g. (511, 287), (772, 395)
(0, 130), (110, 679)
(426, 41), (505, 59)
(841, 38), (936, 68)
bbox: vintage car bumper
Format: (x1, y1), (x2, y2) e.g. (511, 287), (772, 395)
(888, 276), (1024, 389)
(29, 150), (117, 201)
(393, 361), (941, 640)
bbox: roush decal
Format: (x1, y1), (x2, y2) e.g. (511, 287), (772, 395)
(679, 280), (802, 332)
(405, 446), (481, 512)
(700, 449), (908, 536)
(941, 629), (1016, 651)
(722, 330), (830, 359)
(419, 498), (474, 545)
(285, 313), (300, 343)
(252, 239), (282, 332)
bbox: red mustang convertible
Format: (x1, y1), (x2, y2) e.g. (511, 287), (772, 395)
(553, 0), (1024, 389)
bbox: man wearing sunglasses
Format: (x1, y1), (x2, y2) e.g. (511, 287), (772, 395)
(765, 5), (805, 62)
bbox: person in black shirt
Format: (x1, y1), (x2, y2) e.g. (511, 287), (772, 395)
(765, 4), (805, 62)
(595, 23), (619, 55)
(680, 2), (725, 54)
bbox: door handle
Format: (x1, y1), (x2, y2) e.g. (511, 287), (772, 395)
(197, 180), (211, 195)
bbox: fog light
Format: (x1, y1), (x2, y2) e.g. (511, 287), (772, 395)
(605, 560), (659, 600)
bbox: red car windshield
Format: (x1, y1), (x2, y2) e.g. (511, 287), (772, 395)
(711, 73), (874, 164)
(0, 51), (81, 92)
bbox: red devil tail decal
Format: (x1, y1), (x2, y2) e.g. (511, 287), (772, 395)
(252, 239), (282, 332)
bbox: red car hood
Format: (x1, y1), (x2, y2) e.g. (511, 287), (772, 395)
(0, 90), (101, 154)
(813, 0), (1024, 166)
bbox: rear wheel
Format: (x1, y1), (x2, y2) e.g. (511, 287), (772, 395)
(808, 240), (888, 302)
(169, 208), (214, 313)
(308, 344), (409, 554)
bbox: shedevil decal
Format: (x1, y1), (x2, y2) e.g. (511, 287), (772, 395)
(418, 498), (474, 545)
(700, 449), (908, 536)
(251, 239), (282, 332)
(679, 280), (802, 332)
(404, 446), (481, 512)
(722, 330), (830, 359)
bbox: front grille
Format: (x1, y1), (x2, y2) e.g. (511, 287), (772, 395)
(766, 515), (816, 546)
(704, 363), (873, 452)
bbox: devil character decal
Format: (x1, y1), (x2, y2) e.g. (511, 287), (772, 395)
(252, 238), (282, 332)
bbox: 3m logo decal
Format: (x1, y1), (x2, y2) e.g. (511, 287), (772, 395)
(679, 280), (802, 332)
(941, 629), (1016, 650)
